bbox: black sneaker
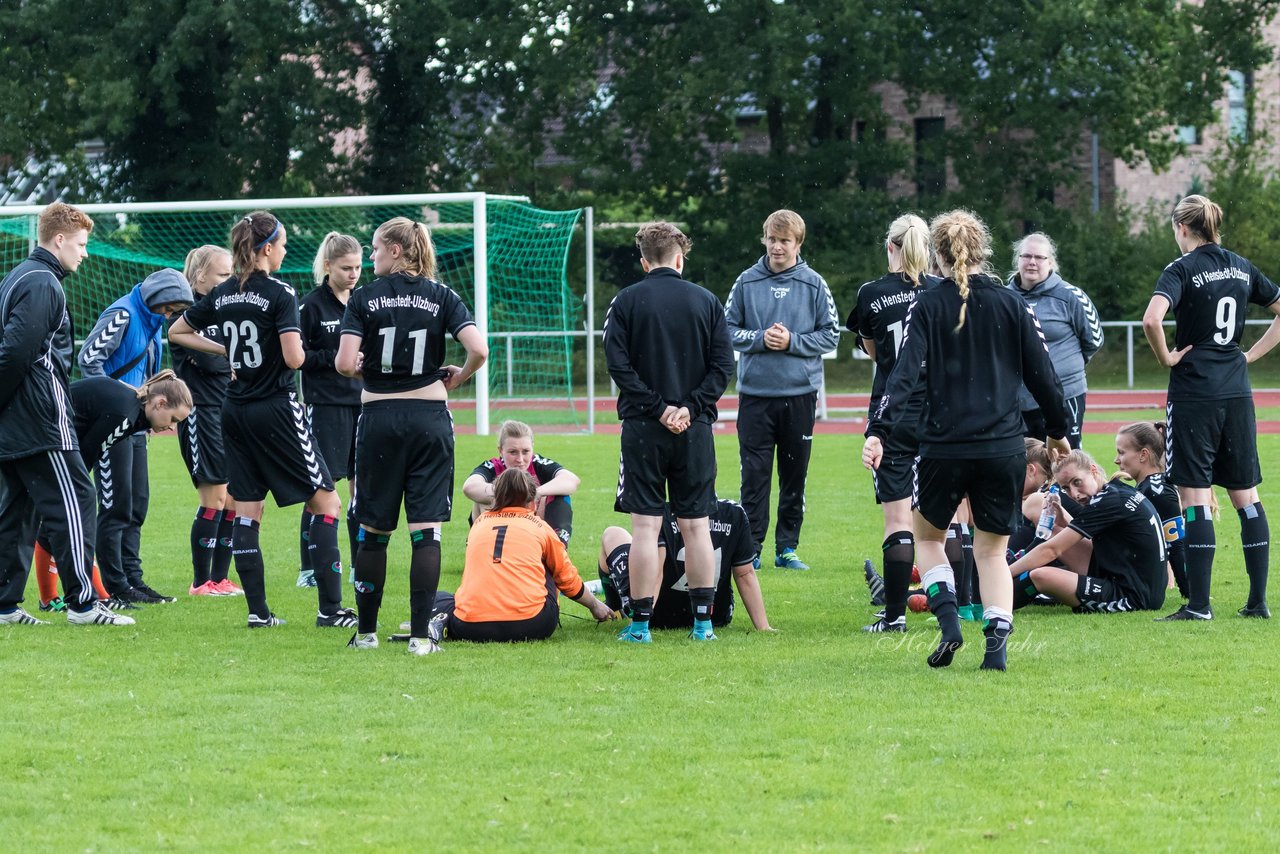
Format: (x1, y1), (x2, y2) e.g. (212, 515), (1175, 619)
(102, 597), (139, 611)
(862, 615), (906, 633)
(864, 559), (886, 606)
(316, 608), (358, 628)
(134, 584), (176, 603)
(1155, 604), (1213, 621)
(247, 612), (286, 628)
(116, 587), (162, 605)
(1239, 603), (1271, 619)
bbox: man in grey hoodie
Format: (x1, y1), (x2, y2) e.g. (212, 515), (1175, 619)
(1008, 233), (1103, 448)
(725, 210), (839, 570)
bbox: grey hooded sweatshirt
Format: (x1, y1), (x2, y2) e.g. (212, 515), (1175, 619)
(1008, 270), (1103, 406)
(724, 257), (839, 397)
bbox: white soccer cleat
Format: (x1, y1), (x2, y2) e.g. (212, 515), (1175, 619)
(68, 601), (136, 626)
(407, 637), (442, 656)
(347, 632), (378, 650)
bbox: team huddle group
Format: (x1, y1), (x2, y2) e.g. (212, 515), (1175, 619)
(0, 196), (1276, 667)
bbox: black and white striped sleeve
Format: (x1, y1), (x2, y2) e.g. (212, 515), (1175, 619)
(78, 309), (131, 377)
(1064, 282), (1104, 364)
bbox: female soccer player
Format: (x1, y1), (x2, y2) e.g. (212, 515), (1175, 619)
(462, 419), (580, 546)
(172, 245), (242, 597)
(850, 213), (938, 633)
(430, 468), (613, 643)
(1008, 232), (1104, 447)
(1114, 421), (1188, 598)
(863, 209), (1070, 670)
(336, 216), (488, 656)
(297, 232), (363, 586)
(169, 211), (353, 629)
(1007, 450), (1167, 613)
(1142, 194), (1280, 620)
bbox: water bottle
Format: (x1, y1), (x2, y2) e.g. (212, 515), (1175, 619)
(1035, 485), (1060, 540)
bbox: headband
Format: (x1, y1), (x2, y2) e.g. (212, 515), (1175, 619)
(253, 220), (280, 250)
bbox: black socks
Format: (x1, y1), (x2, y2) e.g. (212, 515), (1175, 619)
(1012, 570), (1039, 610)
(1239, 503), (1269, 609)
(408, 529), (441, 638)
(981, 607), (1013, 671)
(190, 506), (219, 587)
(309, 514), (343, 615)
(689, 586), (715, 624)
(354, 531), (389, 634)
(232, 517), (269, 619)
(883, 531), (914, 622)
(299, 509), (313, 574)
(212, 509), (235, 584)
(1184, 505), (1215, 614)
(921, 565), (963, 667)
(947, 524), (970, 608)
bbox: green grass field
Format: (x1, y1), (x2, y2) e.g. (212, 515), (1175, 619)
(4, 431), (1279, 851)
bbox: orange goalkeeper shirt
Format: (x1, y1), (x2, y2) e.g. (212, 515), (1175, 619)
(455, 507), (585, 623)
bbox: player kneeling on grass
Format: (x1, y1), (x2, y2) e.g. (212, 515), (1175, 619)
(416, 468), (612, 644)
(463, 419), (579, 546)
(1007, 450), (1167, 613)
(598, 497), (774, 636)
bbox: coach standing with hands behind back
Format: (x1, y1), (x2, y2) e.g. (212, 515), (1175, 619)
(605, 222), (735, 644)
(725, 210), (839, 571)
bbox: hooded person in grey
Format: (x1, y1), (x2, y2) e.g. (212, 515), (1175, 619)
(724, 210), (839, 570)
(1008, 233), (1103, 449)
(77, 267), (194, 605)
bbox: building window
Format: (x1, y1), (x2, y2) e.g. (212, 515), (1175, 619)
(915, 117), (946, 198)
(856, 121), (888, 192)
(1176, 125), (1201, 146)
(1227, 70), (1250, 143)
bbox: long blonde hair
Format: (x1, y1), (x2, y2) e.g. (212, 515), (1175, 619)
(182, 245), (231, 292)
(312, 231), (362, 285)
(1173, 194), (1223, 245)
(887, 213), (930, 287)
(377, 217), (437, 279)
(930, 209), (992, 332)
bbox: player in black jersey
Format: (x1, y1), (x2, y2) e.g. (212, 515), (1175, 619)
(1142, 195), (1280, 620)
(851, 213), (939, 633)
(169, 211), (353, 630)
(336, 216), (487, 656)
(1114, 421), (1187, 599)
(298, 232), (364, 589)
(597, 498), (773, 633)
(171, 245), (243, 597)
(863, 210), (1070, 671)
(462, 419), (579, 546)
(1007, 450), (1167, 613)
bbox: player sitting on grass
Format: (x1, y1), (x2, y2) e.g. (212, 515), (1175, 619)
(462, 419), (579, 546)
(421, 468), (613, 644)
(1114, 421), (1188, 599)
(598, 497), (774, 636)
(1007, 450), (1167, 613)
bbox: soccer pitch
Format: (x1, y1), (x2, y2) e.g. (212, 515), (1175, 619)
(4, 431), (1278, 851)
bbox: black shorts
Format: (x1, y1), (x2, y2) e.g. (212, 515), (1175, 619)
(353, 399), (454, 530)
(1075, 575), (1141, 613)
(177, 402), (228, 487)
(872, 429), (919, 504)
(446, 595), (560, 642)
(615, 418), (716, 518)
(221, 396), (334, 506)
(1166, 398), (1262, 490)
(914, 453), (1025, 535)
(308, 403), (358, 481)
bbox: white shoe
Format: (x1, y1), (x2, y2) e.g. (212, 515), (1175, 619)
(68, 601), (137, 626)
(399, 620), (412, 632)
(0, 607), (49, 625)
(407, 637), (442, 656)
(427, 611), (448, 644)
(348, 632), (378, 649)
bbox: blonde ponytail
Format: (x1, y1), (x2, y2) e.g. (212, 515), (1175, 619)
(886, 214), (930, 287)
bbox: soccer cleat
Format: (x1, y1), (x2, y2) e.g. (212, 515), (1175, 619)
(316, 608), (359, 628)
(295, 570), (316, 588)
(68, 601), (136, 626)
(212, 579), (244, 596)
(407, 637), (442, 656)
(617, 625), (652, 644)
(189, 581), (222, 596)
(1238, 603), (1271, 619)
(247, 612), (286, 629)
(688, 625), (718, 641)
(752, 553), (761, 571)
(115, 587), (160, 605)
(427, 611), (448, 644)
(957, 604), (982, 622)
(1031, 593), (1057, 606)
(864, 559), (886, 606)
(101, 598), (139, 611)
(862, 615), (906, 633)
(39, 597), (67, 613)
(0, 607), (50, 625)
(135, 584), (176, 603)
(399, 620), (412, 633)
(774, 548), (810, 571)
(347, 632), (379, 649)
(1155, 605), (1213, 621)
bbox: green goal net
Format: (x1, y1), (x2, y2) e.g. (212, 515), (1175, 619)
(0, 194), (585, 432)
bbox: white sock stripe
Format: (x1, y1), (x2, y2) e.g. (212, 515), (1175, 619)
(48, 452), (93, 604)
(983, 605), (1014, 624)
(920, 564), (954, 590)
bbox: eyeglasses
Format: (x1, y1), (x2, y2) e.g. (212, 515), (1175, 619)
(1019, 253), (1049, 262)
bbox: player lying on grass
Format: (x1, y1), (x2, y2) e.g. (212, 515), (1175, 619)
(598, 496), (774, 636)
(462, 419), (579, 546)
(1007, 449), (1167, 613)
